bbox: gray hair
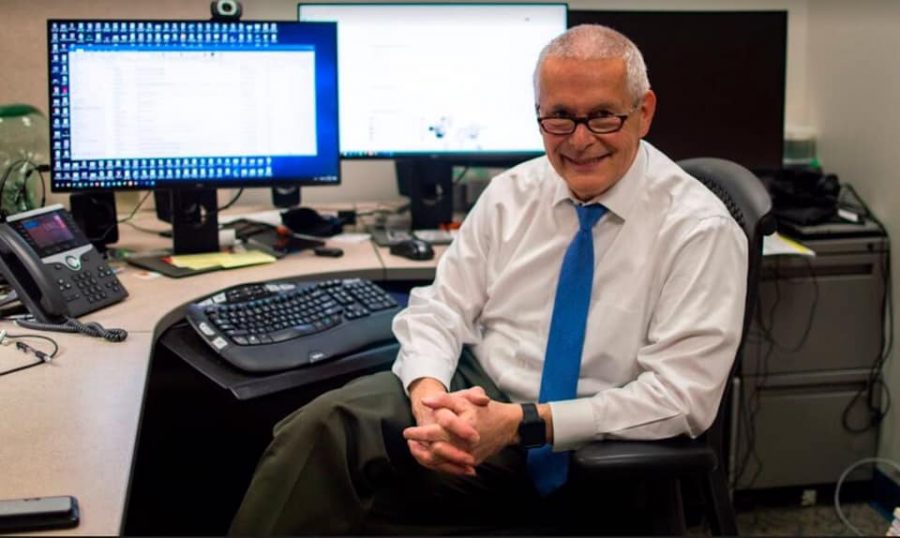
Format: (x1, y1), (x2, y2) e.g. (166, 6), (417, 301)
(534, 24), (650, 106)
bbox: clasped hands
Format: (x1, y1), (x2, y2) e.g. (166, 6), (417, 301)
(404, 378), (521, 476)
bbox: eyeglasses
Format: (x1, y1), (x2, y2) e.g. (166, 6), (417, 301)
(537, 108), (637, 135)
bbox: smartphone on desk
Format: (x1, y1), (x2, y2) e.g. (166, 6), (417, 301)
(0, 495), (80, 533)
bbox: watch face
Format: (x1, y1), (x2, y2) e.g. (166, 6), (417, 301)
(519, 420), (546, 448)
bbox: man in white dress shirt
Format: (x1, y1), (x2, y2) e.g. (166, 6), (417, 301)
(230, 24), (747, 535)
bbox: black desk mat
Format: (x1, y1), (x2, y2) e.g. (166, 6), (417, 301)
(126, 252), (220, 278)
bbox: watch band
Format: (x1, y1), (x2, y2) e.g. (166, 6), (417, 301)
(518, 402), (546, 448)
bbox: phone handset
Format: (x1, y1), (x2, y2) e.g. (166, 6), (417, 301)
(0, 225), (68, 322)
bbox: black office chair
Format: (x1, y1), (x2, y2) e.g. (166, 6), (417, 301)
(569, 157), (776, 535)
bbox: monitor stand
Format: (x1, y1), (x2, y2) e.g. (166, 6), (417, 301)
(126, 189), (222, 278)
(395, 160), (454, 230)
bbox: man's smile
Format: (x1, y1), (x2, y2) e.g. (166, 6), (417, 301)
(563, 153), (611, 168)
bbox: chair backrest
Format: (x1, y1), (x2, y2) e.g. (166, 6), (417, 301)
(676, 157), (776, 465)
(677, 157), (776, 348)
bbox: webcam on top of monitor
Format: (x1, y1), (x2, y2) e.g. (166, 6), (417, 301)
(211, 0), (242, 21)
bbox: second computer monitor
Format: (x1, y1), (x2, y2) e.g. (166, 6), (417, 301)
(298, 3), (567, 160)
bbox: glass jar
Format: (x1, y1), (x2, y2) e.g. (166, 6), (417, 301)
(0, 104), (48, 216)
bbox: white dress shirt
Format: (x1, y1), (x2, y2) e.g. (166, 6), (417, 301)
(392, 141), (748, 451)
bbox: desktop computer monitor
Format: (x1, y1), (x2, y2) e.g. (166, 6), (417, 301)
(298, 3), (568, 228)
(46, 19), (340, 253)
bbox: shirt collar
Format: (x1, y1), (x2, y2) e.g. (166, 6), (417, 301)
(550, 140), (649, 221)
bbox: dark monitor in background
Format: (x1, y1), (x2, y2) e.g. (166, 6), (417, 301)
(47, 19), (340, 253)
(298, 3), (568, 229)
(567, 10), (787, 173)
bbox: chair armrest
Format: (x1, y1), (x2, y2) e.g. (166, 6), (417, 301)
(572, 437), (718, 480)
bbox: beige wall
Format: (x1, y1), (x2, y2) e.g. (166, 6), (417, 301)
(807, 0), (900, 481)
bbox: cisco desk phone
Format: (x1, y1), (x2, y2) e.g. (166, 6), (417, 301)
(0, 204), (128, 323)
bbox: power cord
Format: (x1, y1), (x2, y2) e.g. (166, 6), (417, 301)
(0, 329), (60, 377)
(93, 191), (154, 245)
(733, 256), (820, 489)
(834, 457), (900, 536)
(452, 166), (470, 184)
(125, 220), (172, 237)
(838, 184), (893, 433)
(217, 188), (244, 212)
(14, 316), (128, 343)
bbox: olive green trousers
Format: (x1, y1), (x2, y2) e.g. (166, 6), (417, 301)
(229, 350), (545, 535)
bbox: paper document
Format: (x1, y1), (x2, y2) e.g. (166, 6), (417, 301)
(330, 233), (371, 244)
(762, 232), (815, 257)
(167, 250), (277, 270)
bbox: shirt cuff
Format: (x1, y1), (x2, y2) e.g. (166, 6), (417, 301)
(391, 353), (456, 395)
(549, 398), (599, 451)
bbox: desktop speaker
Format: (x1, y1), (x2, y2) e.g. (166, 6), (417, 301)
(153, 190), (174, 223)
(171, 190), (219, 254)
(70, 192), (118, 251)
(271, 186), (301, 208)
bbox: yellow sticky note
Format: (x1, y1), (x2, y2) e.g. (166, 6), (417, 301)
(219, 250), (278, 268)
(167, 253), (225, 269)
(168, 250), (276, 270)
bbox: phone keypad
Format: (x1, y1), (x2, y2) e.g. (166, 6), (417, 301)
(52, 261), (126, 308)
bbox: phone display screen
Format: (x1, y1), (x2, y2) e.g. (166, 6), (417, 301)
(22, 213), (75, 249)
(11, 210), (84, 257)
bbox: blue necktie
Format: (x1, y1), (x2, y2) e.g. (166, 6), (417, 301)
(527, 203), (607, 497)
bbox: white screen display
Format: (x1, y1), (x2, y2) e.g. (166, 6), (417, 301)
(299, 3), (566, 157)
(68, 49), (318, 160)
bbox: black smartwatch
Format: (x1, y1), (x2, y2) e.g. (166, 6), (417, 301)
(518, 403), (546, 448)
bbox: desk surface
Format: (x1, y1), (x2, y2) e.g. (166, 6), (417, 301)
(0, 209), (442, 535)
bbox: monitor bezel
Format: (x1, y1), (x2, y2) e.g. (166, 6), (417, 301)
(46, 19), (342, 193)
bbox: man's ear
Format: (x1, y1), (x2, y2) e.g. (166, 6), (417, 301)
(638, 90), (657, 138)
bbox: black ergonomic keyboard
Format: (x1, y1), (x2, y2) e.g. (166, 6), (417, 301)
(185, 278), (402, 373)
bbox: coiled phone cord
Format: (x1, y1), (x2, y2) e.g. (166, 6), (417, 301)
(15, 317), (128, 343)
